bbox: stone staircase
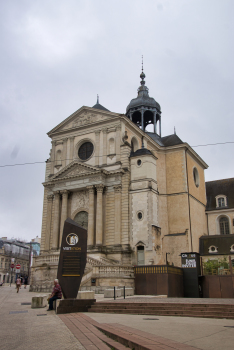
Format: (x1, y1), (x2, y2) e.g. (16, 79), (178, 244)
(88, 302), (234, 319)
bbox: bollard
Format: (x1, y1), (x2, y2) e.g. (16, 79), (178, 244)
(114, 286), (115, 300)
(124, 286), (125, 299)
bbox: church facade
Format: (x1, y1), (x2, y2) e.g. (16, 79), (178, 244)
(30, 69), (208, 292)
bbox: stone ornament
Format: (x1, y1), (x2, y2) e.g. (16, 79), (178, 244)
(71, 191), (89, 214)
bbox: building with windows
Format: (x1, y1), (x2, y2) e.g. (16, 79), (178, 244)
(30, 68), (209, 292)
(206, 178), (234, 236)
(200, 178), (234, 269)
(0, 238), (31, 283)
(28, 236), (41, 256)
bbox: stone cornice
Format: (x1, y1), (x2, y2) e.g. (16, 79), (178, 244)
(43, 161), (125, 187)
(206, 208), (234, 214)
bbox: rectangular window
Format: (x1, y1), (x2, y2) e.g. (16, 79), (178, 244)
(218, 198), (225, 207)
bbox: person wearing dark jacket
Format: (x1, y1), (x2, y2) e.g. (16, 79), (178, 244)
(47, 279), (62, 311)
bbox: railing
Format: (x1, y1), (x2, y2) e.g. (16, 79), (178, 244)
(92, 265), (134, 277)
(134, 265), (183, 275)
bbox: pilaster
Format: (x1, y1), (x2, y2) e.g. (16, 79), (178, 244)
(59, 190), (69, 247)
(87, 186), (95, 247)
(52, 191), (60, 250)
(114, 185), (122, 245)
(45, 194), (54, 250)
(96, 184), (104, 246)
(95, 131), (100, 166)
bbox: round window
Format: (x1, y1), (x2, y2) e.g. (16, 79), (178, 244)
(193, 167), (200, 188)
(137, 211), (143, 220)
(137, 159), (142, 166)
(78, 142), (94, 160)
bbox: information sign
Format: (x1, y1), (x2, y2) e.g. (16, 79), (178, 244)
(57, 218), (87, 299)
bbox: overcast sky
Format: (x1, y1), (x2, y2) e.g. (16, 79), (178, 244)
(0, 0), (233, 242)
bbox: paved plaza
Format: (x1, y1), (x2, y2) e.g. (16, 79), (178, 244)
(0, 285), (234, 349)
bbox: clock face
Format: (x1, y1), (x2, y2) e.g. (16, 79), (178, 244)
(74, 211), (88, 230)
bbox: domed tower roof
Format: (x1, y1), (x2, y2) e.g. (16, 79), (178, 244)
(126, 60), (162, 135)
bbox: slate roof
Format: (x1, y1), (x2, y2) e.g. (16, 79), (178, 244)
(92, 103), (110, 112)
(206, 178), (234, 210)
(146, 132), (183, 147)
(130, 148), (154, 158)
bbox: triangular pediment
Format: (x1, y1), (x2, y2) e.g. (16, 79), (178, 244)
(51, 161), (102, 181)
(48, 106), (119, 136)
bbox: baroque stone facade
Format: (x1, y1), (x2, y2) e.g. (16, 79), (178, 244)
(30, 72), (209, 292)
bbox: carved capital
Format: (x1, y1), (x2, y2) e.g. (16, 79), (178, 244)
(62, 137), (68, 142)
(102, 128), (107, 134)
(53, 190), (60, 197)
(87, 185), (95, 194)
(69, 136), (75, 141)
(47, 194), (54, 201)
(114, 185), (122, 193)
(56, 140), (63, 145)
(116, 124), (121, 131)
(95, 184), (104, 193)
(60, 190), (69, 196)
(95, 130), (101, 136)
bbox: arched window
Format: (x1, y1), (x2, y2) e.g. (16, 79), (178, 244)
(219, 217), (230, 235)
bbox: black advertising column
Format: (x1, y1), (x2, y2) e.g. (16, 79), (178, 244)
(181, 252), (200, 298)
(57, 218), (87, 299)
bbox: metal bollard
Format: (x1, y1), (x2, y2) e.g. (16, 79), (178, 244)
(124, 286), (125, 299)
(114, 286), (115, 300)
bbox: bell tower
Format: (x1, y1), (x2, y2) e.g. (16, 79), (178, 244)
(126, 60), (162, 135)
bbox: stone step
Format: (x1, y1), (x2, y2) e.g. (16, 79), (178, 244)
(89, 307), (234, 315)
(90, 303), (234, 311)
(93, 302), (234, 309)
(88, 308), (234, 319)
(89, 308), (234, 316)
(88, 303), (234, 319)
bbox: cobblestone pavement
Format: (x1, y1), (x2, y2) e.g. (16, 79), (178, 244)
(0, 285), (85, 350)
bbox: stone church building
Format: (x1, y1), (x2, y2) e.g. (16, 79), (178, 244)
(30, 69), (208, 292)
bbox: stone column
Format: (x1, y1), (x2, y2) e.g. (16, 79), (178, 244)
(95, 184), (104, 246)
(87, 186), (95, 247)
(50, 141), (56, 175)
(114, 185), (122, 245)
(153, 111), (157, 134)
(52, 191), (60, 250)
(95, 131), (100, 166)
(102, 128), (107, 165)
(59, 190), (69, 247)
(45, 194), (53, 250)
(62, 138), (68, 166)
(70, 136), (75, 161)
(116, 125), (121, 162)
